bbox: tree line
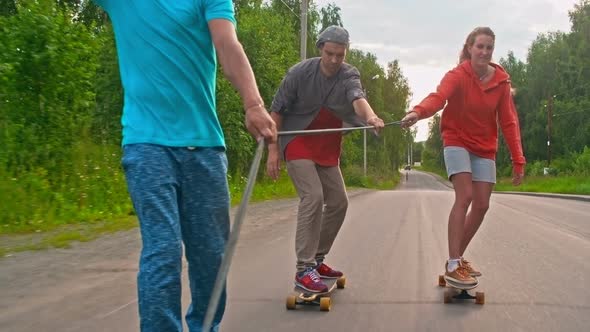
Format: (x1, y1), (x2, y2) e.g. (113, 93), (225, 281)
(0, 0), (411, 232)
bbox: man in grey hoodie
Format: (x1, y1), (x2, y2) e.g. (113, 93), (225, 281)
(266, 26), (384, 293)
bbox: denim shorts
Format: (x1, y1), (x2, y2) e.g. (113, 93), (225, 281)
(443, 146), (496, 183)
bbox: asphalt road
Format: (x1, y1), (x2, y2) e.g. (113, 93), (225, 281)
(1, 171), (589, 331)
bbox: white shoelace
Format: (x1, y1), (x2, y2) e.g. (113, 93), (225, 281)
(307, 269), (321, 283)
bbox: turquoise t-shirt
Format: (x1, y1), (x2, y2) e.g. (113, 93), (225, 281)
(95, 0), (236, 147)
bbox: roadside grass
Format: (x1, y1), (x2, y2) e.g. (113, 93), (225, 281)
(4, 155), (587, 258)
(2, 169), (397, 257)
(412, 165), (447, 179)
(9, 167), (590, 257)
(412, 165), (590, 195)
(229, 171), (297, 205)
(13, 168), (586, 257)
(495, 175), (590, 195)
(0, 216), (138, 257)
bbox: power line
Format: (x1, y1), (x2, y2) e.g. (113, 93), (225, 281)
(278, 0), (300, 19)
(275, 0), (318, 46)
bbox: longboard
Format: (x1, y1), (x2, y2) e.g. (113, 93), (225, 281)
(286, 277), (346, 311)
(438, 274), (485, 305)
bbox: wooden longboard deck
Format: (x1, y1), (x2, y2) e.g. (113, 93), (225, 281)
(438, 274), (485, 305)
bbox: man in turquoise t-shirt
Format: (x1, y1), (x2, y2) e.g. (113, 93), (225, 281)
(93, 1), (276, 331)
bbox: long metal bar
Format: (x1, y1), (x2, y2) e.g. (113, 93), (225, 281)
(363, 129), (367, 176)
(278, 121), (402, 136)
(202, 139), (265, 332)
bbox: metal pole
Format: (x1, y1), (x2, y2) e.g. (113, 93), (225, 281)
(202, 140), (265, 332)
(407, 142), (410, 166)
(300, 0), (308, 61)
(410, 142), (414, 166)
(363, 129), (367, 177)
(278, 121), (402, 136)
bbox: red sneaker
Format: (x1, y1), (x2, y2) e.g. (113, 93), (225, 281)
(316, 262), (344, 279)
(295, 268), (328, 293)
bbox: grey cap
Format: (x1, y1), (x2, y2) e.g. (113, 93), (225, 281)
(316, 26), (350, 48)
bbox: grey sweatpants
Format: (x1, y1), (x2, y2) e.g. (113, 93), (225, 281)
(286, 159), (348, 272)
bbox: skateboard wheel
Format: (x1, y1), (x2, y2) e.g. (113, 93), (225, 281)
(475, 291), (485, 305)
(319, 297), (331, 311)
(438, 275), (446, 287)
(336, 277), (346, 289)
(286, 295), (297, 310)
(443, 289), (453, 304)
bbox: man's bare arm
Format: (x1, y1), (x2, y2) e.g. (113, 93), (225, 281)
(209, 19), (276, 141)
(265, 112), (283, 180)
(352, 98), (385, 131)
(209, 19), (261, 108)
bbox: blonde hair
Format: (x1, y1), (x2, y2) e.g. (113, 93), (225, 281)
(459, 27), (495, 63)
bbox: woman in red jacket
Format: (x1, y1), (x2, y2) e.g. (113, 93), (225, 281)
(401, 27), (525, 286)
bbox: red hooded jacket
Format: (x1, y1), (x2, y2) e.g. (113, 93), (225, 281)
(413, 61), (526, 174)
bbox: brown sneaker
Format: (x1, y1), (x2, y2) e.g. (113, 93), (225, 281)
(444, 262), (478, 285)
(461, 258), (482, 277)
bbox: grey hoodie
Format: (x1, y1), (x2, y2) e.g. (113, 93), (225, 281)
(270, 57), (367, 157)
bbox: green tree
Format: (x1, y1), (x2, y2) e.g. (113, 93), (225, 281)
(91, 24), (122, 145)
(510, 0), (590, 168)
(421, 115), (444, 171)
(0, 0), (17, 16)
(498, 52), (527, 174)
(342, 50), (411, 177)
(217, 1), (300, 175)
(319, 2), (343, 31)
(0, 0), (132, 230)
(412, 141), (424, 164)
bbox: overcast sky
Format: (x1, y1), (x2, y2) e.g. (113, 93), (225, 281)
(313, 0), (579, 141)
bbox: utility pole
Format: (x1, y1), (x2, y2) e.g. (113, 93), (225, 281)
(547, 95), (553, 167)
(300, 0), (308, 61)
(410, 141), (413, 166)
(407, 142), (410, 166)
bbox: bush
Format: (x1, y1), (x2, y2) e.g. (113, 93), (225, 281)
(526, 160), (546, 177)
(572, 146), (590, 176)
(550, 157), (573, 175)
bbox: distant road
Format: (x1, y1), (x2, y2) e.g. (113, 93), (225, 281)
(397, 169), (452, 191)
